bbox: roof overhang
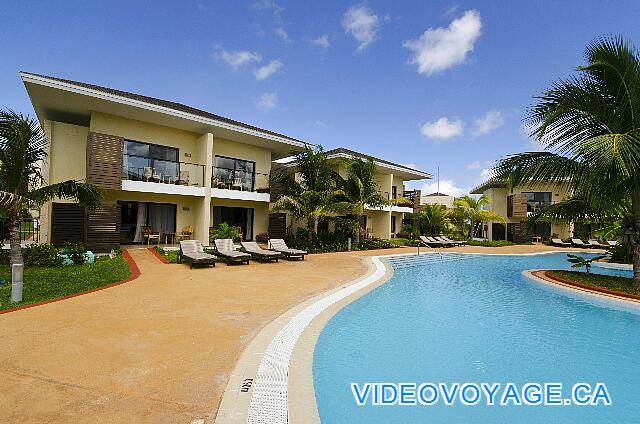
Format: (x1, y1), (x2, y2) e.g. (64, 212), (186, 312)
(470, 179), (507, 194)
(20, 72), (307, 160)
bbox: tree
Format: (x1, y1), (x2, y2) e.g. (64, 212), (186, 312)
(333, 157), (388, 244)
(0, 110), (101, 267)
(417, 203), (448, 236)
(270, 145), (339, 234)
(493, 36), (640, 287)
(454, 195), (504, 238)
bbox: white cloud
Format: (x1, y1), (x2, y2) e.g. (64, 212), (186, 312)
(403, 10), (482, 75)
(254, 60), (283, 80)
(465, 160), (481, 170)
(473, 110), (505, 136)
(420, 117), (463, 140)
(256, 92), (278, 109)
(310, 34), (330, 49)
(214, 48), (261, 69)
(314, 120), (327, 127)
(342, 5), (380, 52)
(274, 27), (290, 42)
(420, 179), (468, 197)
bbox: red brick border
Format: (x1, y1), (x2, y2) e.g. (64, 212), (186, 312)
(0, 250), (141, 315)
(147, 247), (170, 264)
(537, 270), (640, 303)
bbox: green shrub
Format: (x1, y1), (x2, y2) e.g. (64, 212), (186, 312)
(210, 222), (240, 242)
(63, 243), (87, 265)
(467, 240), (515, 247)
(608, 242), (632, 264)
(0, 244), (64, 267)
(283, 229), (396, 253)
(353, 238), (395, 250)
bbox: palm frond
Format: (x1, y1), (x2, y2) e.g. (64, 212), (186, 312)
(25, 180), (102, 209)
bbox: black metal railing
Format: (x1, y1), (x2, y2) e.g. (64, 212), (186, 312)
(211, 166), (270, 193)
(122, 154), (206, 187)
(0, 218), (40, 243)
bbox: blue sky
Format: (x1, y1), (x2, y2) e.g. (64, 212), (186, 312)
(2, 1), (640, 195)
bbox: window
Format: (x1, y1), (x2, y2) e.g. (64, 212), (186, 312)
(391, 186), (397, 199)
(391, 215), (396, 233)
(214, 156), (256, 191)
(123, 140), (179, 181)
(522, 192), (552, 213)
(212, 206), (254, 240)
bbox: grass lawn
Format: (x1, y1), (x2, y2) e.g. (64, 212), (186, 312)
(154, 247), (178, 263)
(0, 256), (131, 311)
(549, 270), (640, 296)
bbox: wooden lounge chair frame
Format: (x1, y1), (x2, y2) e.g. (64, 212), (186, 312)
(178, 240), (217, 269)
(240, 241), (281, 263)
(268, 239), (307, 260)
(213, 239), (251, 265)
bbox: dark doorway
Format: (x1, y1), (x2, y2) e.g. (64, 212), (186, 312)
(119, 201), (177, 244)
(492, 223), (506, 241)
(212, 206), (254, 240)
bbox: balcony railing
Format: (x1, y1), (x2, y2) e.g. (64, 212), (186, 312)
(123, 154), (205, 187)
(211, 166), (270, 193)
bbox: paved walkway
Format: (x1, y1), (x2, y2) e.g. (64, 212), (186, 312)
(0, 244), (583, 423)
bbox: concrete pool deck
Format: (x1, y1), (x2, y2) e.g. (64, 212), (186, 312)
(0, 244), (601, 423)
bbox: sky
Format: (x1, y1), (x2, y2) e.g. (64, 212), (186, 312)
(2, 1), (640, 196)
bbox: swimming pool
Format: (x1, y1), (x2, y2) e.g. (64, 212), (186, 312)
(313, 252), (639, 423)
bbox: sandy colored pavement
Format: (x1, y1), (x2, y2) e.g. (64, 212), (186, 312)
(0, 244), (576, 423)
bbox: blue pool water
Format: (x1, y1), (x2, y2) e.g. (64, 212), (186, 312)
(313, 253), (639, 423)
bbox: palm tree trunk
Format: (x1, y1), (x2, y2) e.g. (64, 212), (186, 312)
(630, 188), (640, 288)
(313, 218), (319, 235)
(8, 212), (23, 267)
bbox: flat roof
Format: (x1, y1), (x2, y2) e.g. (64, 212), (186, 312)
(20, 72), (308, 159)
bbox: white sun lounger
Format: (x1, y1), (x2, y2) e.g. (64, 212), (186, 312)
(587, 239), (606, 248)
(571, 238), (588, 248)
(240, 241), (281, 262)
(606, 240), (618, 247)
(268, 239), (307, 260)
(213, 239), (251, 265)
(551, 238), (571, 247)
(178, 240), (217, 269)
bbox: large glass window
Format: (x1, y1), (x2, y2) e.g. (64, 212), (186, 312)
(212, 206), (254, 240)
(123, 140), (179, 181)
(522, 192), (552, 213)
(214, 156), (256, 191)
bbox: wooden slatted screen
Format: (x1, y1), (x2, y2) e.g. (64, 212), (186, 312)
(87, 132), (123, 190)
(268, 213), (287, 239)
(51, 203), (86, 247)
(507, 194), (528, 217)
(86, 203), (121, 252)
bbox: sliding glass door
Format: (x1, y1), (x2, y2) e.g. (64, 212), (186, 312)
(119, 201), (176, 244)
(214, 156), (256, 191)
(212, 206), (254, 241)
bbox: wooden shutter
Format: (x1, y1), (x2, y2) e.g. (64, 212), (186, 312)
(51, 203), (86, 247)
(86, 203), (121, 252)
(87, 132), (123, 189)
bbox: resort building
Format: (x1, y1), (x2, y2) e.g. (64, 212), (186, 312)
(420, 192), (456, 209)
(471, 179), (572, 242)
(274, 148), (430, 239)
(21, 72), (307, 251)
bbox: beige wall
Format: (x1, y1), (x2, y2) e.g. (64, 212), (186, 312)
(49, 121), (89, 186)
(89, 112), (205, 165)
(212, 137), (272, 176)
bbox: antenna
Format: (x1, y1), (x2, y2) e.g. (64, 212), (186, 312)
(437, 166), (440, 194)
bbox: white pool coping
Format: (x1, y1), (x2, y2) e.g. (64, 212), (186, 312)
(211, 249), (617, 423)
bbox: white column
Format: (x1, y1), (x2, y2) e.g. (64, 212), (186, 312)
(193, 132), (213, 245)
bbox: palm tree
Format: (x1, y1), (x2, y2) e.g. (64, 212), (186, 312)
(455, 195), (505, 238)
(271, 145), (339, 234)
(492, 36), (640, 286)
(417, 203), (448, 236)
(0, 110), (101, 267)
(333, 157), (388, 244)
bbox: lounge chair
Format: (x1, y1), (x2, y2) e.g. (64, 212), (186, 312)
(571, 238), (588, 248)
(551, 238), (571, 247)
(419, 235), (448, 247)
(436, 236), (466, 246)
(268, 239), (307, 260)
(178, 240), (217, 269)
(606, 240), (618, 247)
(213, 239), (251, 265)
(587, 239), (606, 248)
(240, 241), (281, 262)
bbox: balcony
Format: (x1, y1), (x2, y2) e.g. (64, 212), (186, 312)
(211, 166), (271, 202)
(122, 153), (206, 196)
